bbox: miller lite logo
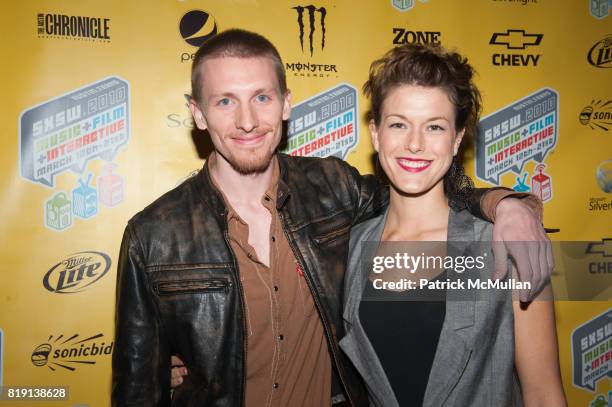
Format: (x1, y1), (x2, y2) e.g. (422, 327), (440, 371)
(43, 251), (111, 294)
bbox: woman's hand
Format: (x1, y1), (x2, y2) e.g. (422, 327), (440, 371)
(492, 197), (553, 302)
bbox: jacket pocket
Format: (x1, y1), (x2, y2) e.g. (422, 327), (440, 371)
(154, 278), (231, 296)
(312, 223), (351, 246)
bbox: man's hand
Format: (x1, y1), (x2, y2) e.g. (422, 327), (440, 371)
(171, 356), (188, 388)
(492, 198), (553, 302)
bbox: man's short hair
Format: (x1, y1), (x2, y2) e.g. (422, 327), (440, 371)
(191, 28), (287, 103)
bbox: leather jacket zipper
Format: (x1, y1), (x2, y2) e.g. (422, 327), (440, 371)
(278, 211), (354, 407)
(224, 230), (248, 407)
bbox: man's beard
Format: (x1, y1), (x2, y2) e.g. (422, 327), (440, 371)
(227, 147), (275, 175)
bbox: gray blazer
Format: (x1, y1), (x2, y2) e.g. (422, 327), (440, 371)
(339, 208), (524, 407)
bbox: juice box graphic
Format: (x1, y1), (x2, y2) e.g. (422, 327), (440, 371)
(532, 164), (552, 202)
(98, 164), (124, 207)
(73, 173), (97, 219)
(45, 191), (72, 230)
(393, 0), (415, 11)
(590, 0), (610, 19)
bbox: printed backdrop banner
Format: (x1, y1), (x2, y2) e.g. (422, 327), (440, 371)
(0, 0), (610, 406)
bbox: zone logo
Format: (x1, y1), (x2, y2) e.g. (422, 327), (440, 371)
(392, 28), (441, 45)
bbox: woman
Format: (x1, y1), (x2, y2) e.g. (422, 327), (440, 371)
(338, 43), (566, 407)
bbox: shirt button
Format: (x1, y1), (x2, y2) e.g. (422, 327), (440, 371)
(274, 286), (279, 291)
(271, 236), (276, 242)
(273, 383), (279, 389)
(277, 334), (284, 341)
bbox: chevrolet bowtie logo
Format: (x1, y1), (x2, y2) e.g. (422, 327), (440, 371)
(489, 29), (543, 50)
(586, 238), (612, 257)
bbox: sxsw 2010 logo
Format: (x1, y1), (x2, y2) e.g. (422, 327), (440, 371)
(18, 77), (130, 232)
(571, 309), (612, 392)
(283, 83), (358, 159)
(475, 88), (558, 202)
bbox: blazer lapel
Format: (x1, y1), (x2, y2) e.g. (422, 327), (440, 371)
(342, 209), (388, 327)
(423, 209), (478, 407)
(340, 210), (400, 407)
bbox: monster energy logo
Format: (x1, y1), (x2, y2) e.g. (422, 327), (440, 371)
(292, 5), (326, 56)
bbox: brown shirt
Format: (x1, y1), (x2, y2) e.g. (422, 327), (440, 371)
(211, 157), (332, 407)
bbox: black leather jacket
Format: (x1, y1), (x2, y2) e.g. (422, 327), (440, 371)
(112, 154), (391, 406)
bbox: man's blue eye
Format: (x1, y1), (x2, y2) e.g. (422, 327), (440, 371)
(217, 98), (231, 106)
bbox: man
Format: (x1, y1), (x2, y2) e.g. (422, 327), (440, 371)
(112, 29), (551, 406)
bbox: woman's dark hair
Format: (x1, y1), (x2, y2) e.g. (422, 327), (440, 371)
(364, 43), (481, 209)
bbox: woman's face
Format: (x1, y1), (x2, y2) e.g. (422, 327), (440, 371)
(370, 84), (464, 197)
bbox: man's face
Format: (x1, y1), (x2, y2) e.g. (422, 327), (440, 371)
(189, 56), (291, 174)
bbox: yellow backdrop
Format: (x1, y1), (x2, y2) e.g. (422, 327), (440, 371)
(0, 0), (610, 406)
